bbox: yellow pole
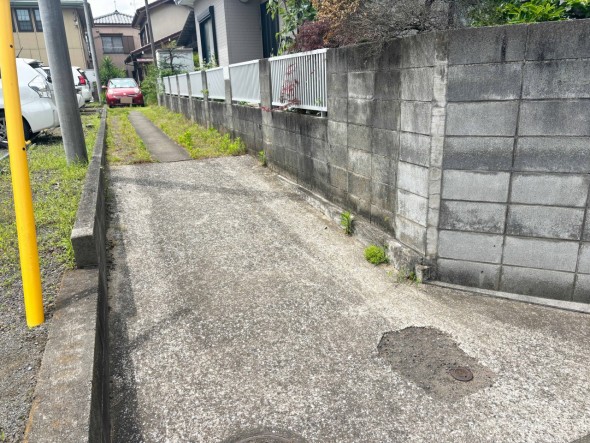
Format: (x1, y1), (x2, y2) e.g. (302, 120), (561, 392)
(0, 0), (44, 327)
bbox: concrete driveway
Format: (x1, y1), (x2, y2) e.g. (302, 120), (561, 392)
(108, 156), (590, 442)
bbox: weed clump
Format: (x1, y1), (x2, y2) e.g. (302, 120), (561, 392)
(364, 245), (388, 265)
(340, 211), (354, 235)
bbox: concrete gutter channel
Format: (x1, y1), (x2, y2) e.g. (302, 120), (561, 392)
(20, 108), (590, 441)
(24, 107), (110, 442)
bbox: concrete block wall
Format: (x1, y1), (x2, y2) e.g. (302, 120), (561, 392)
(160, 18), (590, 303)
(439, 20), (590, 303)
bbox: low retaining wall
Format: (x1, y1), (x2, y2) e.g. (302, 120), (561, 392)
(161, 19), (590, 305)
(26, 108), (110, 442)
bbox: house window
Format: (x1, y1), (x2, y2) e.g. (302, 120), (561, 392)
(33, 9), (43, 31)
(102, 35), (125, 54)
(15, 9), (34, 32)
(198, 7), (217, 64)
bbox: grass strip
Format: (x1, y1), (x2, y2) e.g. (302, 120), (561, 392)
(106, 107), (152, 165)
(138, 105), (246, 159)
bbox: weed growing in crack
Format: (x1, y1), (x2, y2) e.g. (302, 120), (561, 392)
(340, 211), (354, 236)
(364, 245), (388, 265)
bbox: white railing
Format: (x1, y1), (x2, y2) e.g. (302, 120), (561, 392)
(163, 77), (170, 94)
(169, 75), (178, 96)
(189, 71), (204, 98)
(178, 74), (189, 97)
(206, 67), (225, 100)
(269, 48), (327, 112)
(229, 60), (260, 104)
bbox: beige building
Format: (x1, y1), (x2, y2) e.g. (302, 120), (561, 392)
(10, 0), (90, 68)
(93, 10), (140, 78)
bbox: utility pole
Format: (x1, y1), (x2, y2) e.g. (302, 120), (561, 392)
(144, 0), (157, 66)
(83, 0), (102, 103)
(38, 0), (87, 163)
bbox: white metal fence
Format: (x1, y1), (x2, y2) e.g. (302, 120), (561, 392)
(189, 71), (204, 98)
(161, 48), (328, 112)
(229, 60), (260, 104)
(206, 67), (225, 100)
(269, 49), (327, 112)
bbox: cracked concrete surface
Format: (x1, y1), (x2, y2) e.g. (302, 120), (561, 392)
(108, 156), (590, 442)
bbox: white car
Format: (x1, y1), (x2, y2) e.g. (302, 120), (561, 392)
(40, 65), (85, 108)
(72, 67), (92, 102)
(0, 58), (60, 145)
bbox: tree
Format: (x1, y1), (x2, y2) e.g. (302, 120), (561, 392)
(267, 0), (317, 53)
(99, 56), (126, 86)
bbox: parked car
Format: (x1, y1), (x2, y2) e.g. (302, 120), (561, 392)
(0, 58), (60, 145)
(72, 66), (92, 103)
(23, 60), (84, 109)
(104, 78), (144, 107)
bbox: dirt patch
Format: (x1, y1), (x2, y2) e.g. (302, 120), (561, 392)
(378, 327), (496, 401)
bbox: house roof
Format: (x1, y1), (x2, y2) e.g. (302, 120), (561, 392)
(125, 30), (181, 63)
(176, 10), (197, 48)
(94, 10), (133, 25)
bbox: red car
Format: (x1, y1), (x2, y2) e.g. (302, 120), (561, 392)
(104, 78), (144, 107)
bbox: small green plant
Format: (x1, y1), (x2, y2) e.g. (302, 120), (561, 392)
(258, 150), (267, 167)
(364, 245), (388, 265)
(178, 130), (192, 149)
(201, 89), (209, 96)
(340, 211), (354, 236)
(395, 267), (421, 285)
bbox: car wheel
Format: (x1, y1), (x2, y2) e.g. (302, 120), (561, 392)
(0, 111), (35, 144)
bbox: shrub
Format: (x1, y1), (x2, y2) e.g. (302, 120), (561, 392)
(99, 56), (126, 86)
(340, 211), (353, 236)
(364, 245), (388, 265)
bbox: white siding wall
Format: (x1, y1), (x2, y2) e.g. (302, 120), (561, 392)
(223, 0), (263, 64)
(194, 0), (228, 67)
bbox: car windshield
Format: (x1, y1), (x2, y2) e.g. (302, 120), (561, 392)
(109, 79), (137, 88)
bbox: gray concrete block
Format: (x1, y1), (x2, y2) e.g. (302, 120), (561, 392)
(448, 25), (527, 65)
(507, 205), (585, 240)
(511, 173), (589, 207)
(348, 172), (371, 201)
(500, 266), (574, 300)
(348, 99), (374, 126)
(371, 181), (394, 211)
(519, 101), (590, 136)
(377, 38), (402, 70)
(348, 149), (372, 177)
(348, 72), (375, 100)
(371, 205), (395, 232)
(347, 124), (372, 152)
(400, 132), (430, 167)
(373, 100), (400, 131)
(514, 137), (590, 173)
(440, 201), (506, 234)
(328, 121), (347, 146)
(446, 102), (518, 136)
(443, 137), (513, 171)
(437, 258), (500, 290)
(503, 236), (579, 272)
(328, 73), (348, 98)
(374, 70), (401, 100)
(573, 274), (590, 303)
(397, 162), (429, 197)
(300, 116), (328, 142)
(396, 215), (427, 254)
(372, 154), (393, 185)
(328, 143), (347, 169)
(400, 33), (435, 68)
(327, 97), (348, 123)
(576, 243), (590, 274)
(400, 101), (431, 135)
(327, 47), (347, 74)
(329, 165), (348, 191)
(346, 42), (378, 72)
(442, 170), (510, 202)
(401, 68), (433, 101)
(372, 128), (399, 158)
(397, 190), (428, 227)
(438, 230), (503, 263)
(447, 63), (522, 101)
(523, 60), (590, 99)
(526, 20), (590, 61)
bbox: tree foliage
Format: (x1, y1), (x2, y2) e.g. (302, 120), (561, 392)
(470, 0), (590, 26)
(99, 56), (126, 86)
(267, 0), (317, 53)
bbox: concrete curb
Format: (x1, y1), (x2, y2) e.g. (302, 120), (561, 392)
(25, 108), (110, 443)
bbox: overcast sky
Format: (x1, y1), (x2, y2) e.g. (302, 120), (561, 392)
(87, 0), (145, 18)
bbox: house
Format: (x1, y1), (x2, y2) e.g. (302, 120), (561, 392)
(9, 0), (90, 68)
(93, 10), (140, 78)
(125, 0), (193, 79)
(173, 0), (279, 67)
